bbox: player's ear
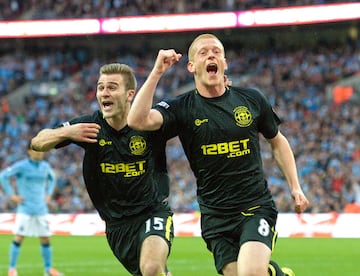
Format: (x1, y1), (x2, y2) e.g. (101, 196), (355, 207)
(127, 89), (135, 101)
(187, 61), (195, 73)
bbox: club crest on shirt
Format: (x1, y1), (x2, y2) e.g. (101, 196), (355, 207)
(233, 106), (253, 127)
(129, 136), (147, 155)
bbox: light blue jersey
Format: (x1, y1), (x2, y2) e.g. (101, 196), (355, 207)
(0, 158), (56, 215)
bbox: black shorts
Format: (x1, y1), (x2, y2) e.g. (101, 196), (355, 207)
(106, 203), (174, 275)
(201, 204), (278, 274)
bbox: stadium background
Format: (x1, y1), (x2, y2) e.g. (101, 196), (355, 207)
(0, 1), (360, 219)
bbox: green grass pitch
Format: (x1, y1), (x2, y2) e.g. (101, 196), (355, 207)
(0, 235), (359, 275)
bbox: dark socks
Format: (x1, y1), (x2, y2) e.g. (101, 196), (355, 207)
(268, 260), (285, 276)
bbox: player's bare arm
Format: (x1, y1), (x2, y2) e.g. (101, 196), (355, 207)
(268, 131), (309, 213)
(45, 195), (52, 205)
(128, 49), (182, 131)
(31, 123), (100, 152)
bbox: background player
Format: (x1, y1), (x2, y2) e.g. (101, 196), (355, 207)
(0, 142), (63, 276)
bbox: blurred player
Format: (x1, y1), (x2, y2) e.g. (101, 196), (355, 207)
(31, 63), (174, 276)
(0, 142), (63, 276)
(128, 33), (309, 276)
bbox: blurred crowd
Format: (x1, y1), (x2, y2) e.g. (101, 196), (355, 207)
(1, 33), (360, 214)
(1, 0), (359, 20)
(0, 0), (360, 215)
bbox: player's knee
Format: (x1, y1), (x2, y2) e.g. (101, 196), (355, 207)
(140, 261), (164, 276)
(238, 263), (268, 276)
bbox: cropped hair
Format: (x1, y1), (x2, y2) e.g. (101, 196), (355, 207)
(188, 33), (224, 62)
(99, 63), (137, 91)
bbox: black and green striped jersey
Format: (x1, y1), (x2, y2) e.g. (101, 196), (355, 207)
(155, 86), (281, 216)
(55, 110), (173, 222)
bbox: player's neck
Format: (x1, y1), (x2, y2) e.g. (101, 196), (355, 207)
(105, 116), (127, 131)
(195, 84), (226, 98)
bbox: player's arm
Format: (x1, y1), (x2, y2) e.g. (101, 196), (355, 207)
(45, 195), (52, 205)
(31, 123), (101, 152)
(0, 170), (14, 196)
(0, 166), (23, 203)
(268, 131), (309, 213)
(128, 49), (182, 131)
(46, 165), (57, 202)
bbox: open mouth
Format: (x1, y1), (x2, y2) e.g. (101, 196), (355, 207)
(102, 101), (113, 110)
(206, 63), (218, 74)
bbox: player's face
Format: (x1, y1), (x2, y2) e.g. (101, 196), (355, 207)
(96, 73), (129, 119)
(188, 38), (227, 87)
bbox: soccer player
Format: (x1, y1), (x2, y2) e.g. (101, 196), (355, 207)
(0, 142), (63, 276)
(31, 63), (174, 276)
(127, 34), (309, 276)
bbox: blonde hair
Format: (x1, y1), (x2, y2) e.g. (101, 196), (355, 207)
(188, 33), (225, 62)
(99, 63), (137, 91)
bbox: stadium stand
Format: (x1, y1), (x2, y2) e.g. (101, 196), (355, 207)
(1, 0), (359, 20)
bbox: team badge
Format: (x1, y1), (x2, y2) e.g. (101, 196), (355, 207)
(129, 136), (146, 155)
(233, 106), (253, 127)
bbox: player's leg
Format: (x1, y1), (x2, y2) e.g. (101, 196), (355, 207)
(203, 231), (239, 275)
(238, 241), (271, 275)
(268, 260), (295, 276)
(221, 261), (237, 276)
(40, 236), (64, 276)
(239, 241), (296, 275)
(40, 236), (52, 272)
(139, 204), (174, 276)
(238, 206), (280, 275)
(209, 237), (238, 276)
(37, 216), (64, 276)
(140, 235), (170, 276)
(8, 234), (24, 276)
(9, 213), (29, 275)
(216, 241), (293, 276)
(201, 213), (239, 276)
